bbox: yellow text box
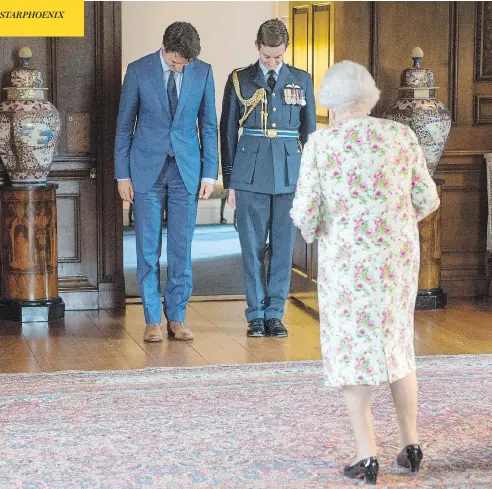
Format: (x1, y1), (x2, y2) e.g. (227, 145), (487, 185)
(0, 0), (84, 37)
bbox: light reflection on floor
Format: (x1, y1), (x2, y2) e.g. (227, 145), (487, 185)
(124, 224), (244, 296)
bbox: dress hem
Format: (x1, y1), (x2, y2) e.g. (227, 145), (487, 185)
(323, 365), (417, 388)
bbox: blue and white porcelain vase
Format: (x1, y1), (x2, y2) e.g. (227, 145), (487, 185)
(383, 47), (451, 176)
(0, 46), (61, 185)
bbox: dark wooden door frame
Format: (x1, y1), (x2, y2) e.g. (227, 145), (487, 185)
(94, 1), (125, 308)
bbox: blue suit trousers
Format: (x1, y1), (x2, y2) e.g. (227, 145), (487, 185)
(133, 157), (198, 325)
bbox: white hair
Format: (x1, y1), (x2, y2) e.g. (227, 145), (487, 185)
(317, 60), (380, 115)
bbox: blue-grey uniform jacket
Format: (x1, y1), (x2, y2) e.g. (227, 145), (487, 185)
(220, 61), (316, 195)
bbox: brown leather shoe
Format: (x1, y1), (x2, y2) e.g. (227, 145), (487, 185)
(143, 324), (163, 342)
(167, 320), (194, 341)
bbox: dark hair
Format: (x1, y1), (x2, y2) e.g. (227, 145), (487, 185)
(256, 19), (289, 48)
(163, 22), (201, 60)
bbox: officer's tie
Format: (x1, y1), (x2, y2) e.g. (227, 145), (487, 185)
(267, 70), (276, 91)
(167, 70), (178, 157)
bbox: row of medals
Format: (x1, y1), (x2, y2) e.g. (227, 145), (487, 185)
(283, 84), (307, 106)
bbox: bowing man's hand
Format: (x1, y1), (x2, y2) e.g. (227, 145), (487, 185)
(199, 182), (214, 199)
(118, 180), (134, 204)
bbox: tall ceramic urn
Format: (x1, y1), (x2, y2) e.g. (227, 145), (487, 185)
(383, 47), (451, 175)
(0, 47), (64, 322)
(383, 47), (451, 310)
(0, 46), (61, 184)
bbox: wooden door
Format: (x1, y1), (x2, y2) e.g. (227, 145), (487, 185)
(289, 1), (335, 296)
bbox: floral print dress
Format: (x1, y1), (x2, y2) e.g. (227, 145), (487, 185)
(291, 117), (440, 387)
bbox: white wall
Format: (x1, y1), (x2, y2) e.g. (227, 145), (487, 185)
(122, 1), (286, 117)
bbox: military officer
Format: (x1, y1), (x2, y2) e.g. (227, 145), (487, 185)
(220, 19), (316, 337)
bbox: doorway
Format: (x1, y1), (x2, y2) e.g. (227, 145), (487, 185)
(119, 1), (331, 301)
(122, 184), (244, 298)
(119, 1), (278, 300)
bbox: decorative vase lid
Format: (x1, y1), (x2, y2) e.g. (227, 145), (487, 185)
(2, 47), (48, 100)
(10, 46), (44, 88)
(398, 48), (437, 99)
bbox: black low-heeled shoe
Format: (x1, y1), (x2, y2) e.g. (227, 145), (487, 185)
(343, 456), (379, 485)
(397, 444), (423, 473)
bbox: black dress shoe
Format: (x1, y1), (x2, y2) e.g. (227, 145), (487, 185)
(265, 318), (288, 337)
(343, 457), (379, 485)
(247, 318), (265, 337)
(397, 444), (423, 473)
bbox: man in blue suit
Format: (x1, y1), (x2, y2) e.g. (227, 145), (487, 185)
(220, 19), (316, 338)
(115, 22), (218, 342)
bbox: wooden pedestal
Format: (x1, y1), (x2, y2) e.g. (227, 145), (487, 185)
(416, 179), (447, 310)
(0, 184), (65, 322)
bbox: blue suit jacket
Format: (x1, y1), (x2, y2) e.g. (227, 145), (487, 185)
(220, 62), (316, 195)
(114, 50), (219, 194)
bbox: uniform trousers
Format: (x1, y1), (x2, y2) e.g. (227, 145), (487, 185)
(235, 189), (297, 321)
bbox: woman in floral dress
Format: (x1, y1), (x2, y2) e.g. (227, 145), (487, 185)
(291, 61), (440, 485)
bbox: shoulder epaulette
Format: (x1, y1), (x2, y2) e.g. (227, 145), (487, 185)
(285, 64), (309, 76)
(234, 63), (255, 73)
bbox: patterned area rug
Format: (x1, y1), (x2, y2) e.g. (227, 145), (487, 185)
(0, 356), (490, 488)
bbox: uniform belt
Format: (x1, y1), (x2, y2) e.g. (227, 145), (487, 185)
(243, 128), (299, 138)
